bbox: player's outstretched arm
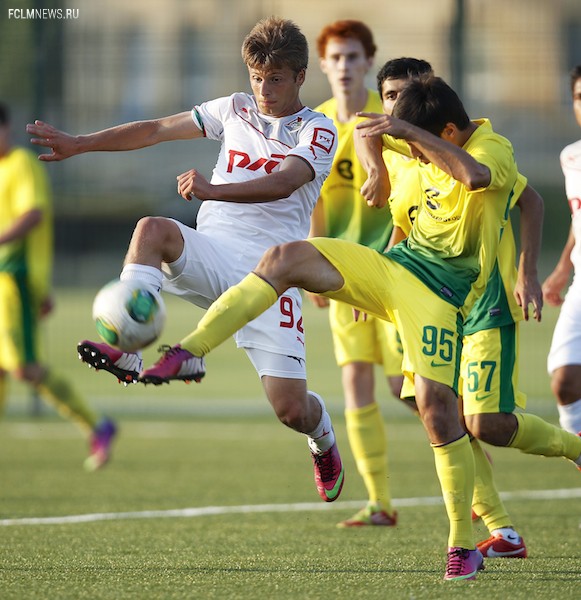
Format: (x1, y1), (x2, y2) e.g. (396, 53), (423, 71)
(514, 184), (544, 321)
(542, 225), (575, 307)
(26, 111), (202, 162)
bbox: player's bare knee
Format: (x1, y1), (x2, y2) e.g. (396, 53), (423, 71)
(465, 413), (515, 446)
(132, 216), (171, 245)
(133, 216), (159, 240)
(465, 414), (485, 440)
(273, 399), (307, 431)
(130, 216), (182, 262)
(256, 243), (298, 289)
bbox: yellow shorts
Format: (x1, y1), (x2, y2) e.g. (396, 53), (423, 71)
(309, 238), (462, 392)
(460, 323), (526, 415)
(329, 299), (403, 376)
(0, 272), (39, 371)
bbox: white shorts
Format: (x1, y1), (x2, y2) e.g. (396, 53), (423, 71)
(547, 283), (581, 373)
(160, 220), (306, 379)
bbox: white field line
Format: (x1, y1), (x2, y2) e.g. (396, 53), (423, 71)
(1, 487), (580, 527)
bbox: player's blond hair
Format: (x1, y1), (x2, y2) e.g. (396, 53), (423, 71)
(242, 17), (308, 75)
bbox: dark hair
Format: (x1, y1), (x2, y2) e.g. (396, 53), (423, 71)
(376, 57), (433, 95)
(242, 17), (308, 74)
(316, 20), (376, 59)
(392, 75), (470, 136)
(0, 102), (10, 126)
(570, 65), (581, 95)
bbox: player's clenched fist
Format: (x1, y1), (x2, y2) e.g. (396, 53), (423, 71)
(176, 168), (213, 201)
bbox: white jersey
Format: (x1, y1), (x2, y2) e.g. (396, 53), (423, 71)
(561, 139), (581, 276)
(192, 92), (337, 262)
(161, 93), (336, 375)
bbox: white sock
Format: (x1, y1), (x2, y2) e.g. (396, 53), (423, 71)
(306, 391), (335, 453)
(120, 264), (163, 292)
(557, 399), (581, 434)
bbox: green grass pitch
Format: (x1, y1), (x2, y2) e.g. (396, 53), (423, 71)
(0, 289), (579, 599)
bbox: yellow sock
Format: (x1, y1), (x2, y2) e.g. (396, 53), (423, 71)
(37, 370), (97, 436)
(181, 273), (278, 356)
(471, 438), (511, 532)
(509, 412), (581, 460)
(345, 403), (392, 514)
(432, 434), (475, 549)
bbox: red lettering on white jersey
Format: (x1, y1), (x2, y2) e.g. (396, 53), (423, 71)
(227, 150), (286, 174)
(227, 150), (251, 172)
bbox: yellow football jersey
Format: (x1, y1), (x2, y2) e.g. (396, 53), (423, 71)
(0, 147), (53, 305)
(385, 119), (518, 318)
(315, 91), (392, 251)
(390, 161), (526, 334)
(383, 151), (421, 234)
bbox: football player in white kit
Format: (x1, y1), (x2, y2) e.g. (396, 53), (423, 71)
(26, 17), (345, 502)
(543, 64), (581, 438)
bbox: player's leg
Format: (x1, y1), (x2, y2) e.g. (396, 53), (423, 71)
(78, 217), (184, 381)
(469, 436), (527, 558)
(141, 239), (349, 379)
(141, 238), (401, 382)
(257, 370), (344, 502)
(551, 365), (581, 434)
(332, 305), (396, 526)
(341, 364), (396, 526)
(392, 277), (481, 580)
(420, 378), (481, 580)
(31, 366), (117, 471)
(14, 361), (117, 471)
(547, 293), (581, 433)
(459, 326), (526, 555)
(242, 344), (344, 502)
(0, 277), (14, 414)
(463, 325), (581, 468)
(1, 272), (117, 470)
(240, 286), (344, 502)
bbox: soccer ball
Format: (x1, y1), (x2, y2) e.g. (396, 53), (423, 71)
(92, 280), (166, 352)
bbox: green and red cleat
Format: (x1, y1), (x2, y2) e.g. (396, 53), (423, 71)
(310, 442), (344, 502)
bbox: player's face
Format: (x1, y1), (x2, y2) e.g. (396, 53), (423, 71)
(248, 66), (305, 117)
(319, 37), (372, 96)
(573, 77), (581, 129)
(381, 78), (409, 116)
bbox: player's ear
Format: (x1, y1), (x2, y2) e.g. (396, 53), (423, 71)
(296, 69), (306, 86)
(441, 123), (458, 142)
